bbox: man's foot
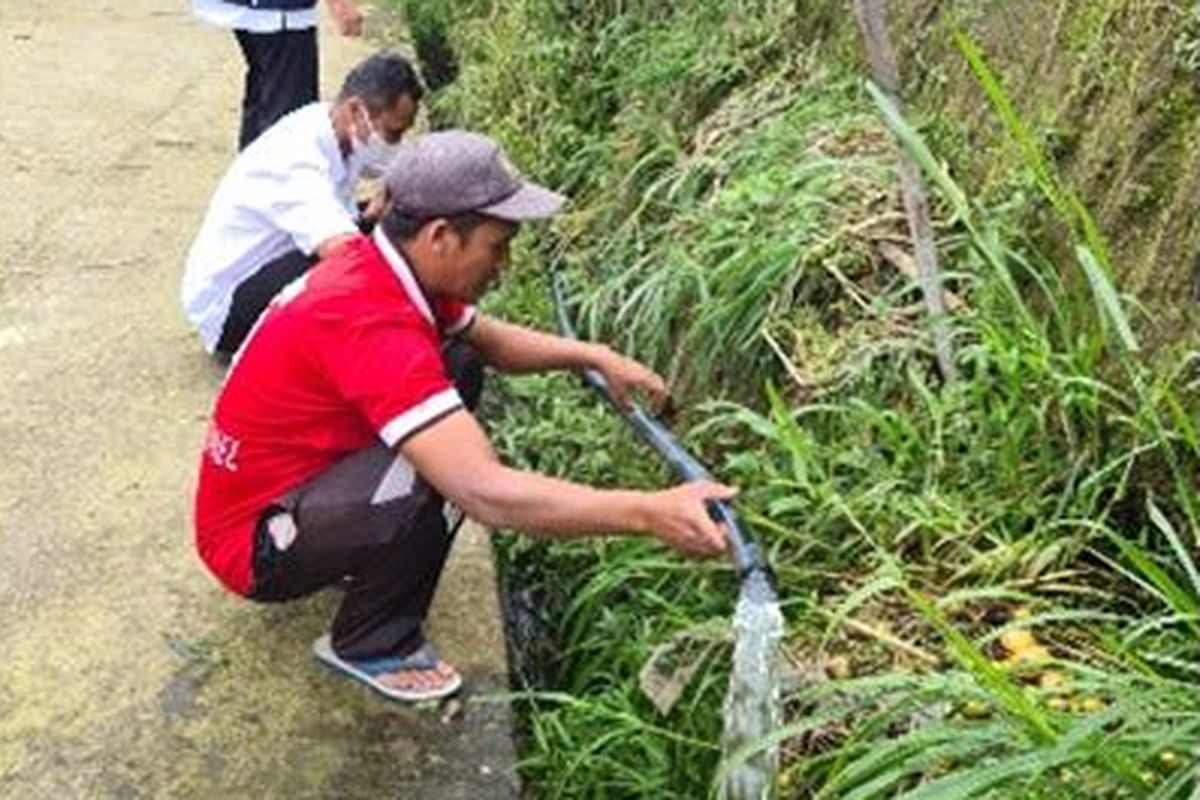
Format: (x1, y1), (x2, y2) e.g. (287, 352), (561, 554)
(312, 634), (462, 702)
(372, 656), (459, 695)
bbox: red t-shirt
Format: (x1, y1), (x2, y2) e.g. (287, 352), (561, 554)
(193, 231), (476, 595)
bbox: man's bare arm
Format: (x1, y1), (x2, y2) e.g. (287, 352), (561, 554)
(399, 409), (732, 557)
(464, 314), (668, 407)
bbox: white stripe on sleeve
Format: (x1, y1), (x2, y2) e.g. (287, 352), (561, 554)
(444, 306), (477, 336)
(378, 389), (464, 447)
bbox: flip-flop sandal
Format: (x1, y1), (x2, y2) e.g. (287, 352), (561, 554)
(312, 634), (462, 703)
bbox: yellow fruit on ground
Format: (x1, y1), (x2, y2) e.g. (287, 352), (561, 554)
(961, 700), (991, 719)
(1038, 670), (1068, 689)
(999, 629), (1038, 654)
(825, 655), (851, 679)
(1007, 645), (1051, 664)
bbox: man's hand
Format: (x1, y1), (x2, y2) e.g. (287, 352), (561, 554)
(592, 345), (669, 410)
(462, 319), (672, 410)
(361, 186), (390, 226)
(326, 0), (364, 36)
(643, 481), (736, 558)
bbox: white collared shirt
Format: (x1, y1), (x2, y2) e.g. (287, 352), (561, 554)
(181, 102), (361, 352)
(191, 0), (317, 33)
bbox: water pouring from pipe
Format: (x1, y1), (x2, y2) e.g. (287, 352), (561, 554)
(549, 272), (783, 799)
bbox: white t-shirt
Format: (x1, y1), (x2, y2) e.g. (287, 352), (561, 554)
(191, 0), (317, 33)
(182, 102), (362, 352)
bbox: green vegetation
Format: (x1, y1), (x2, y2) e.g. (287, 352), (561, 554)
(391, 1), (1199, 796)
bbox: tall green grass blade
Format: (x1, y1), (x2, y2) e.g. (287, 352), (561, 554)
(895, 749), (1069, 800)
(1099, 526), (1200, 624)
(1146, 499), (1200, 607)
(1076, 245), (1139, 353)
(864, 82), (968, 222)
(865, 81), (1034, 328)
(954, 31), (1113, 272)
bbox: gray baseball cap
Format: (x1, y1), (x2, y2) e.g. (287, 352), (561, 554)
(383, 130), (566, 221)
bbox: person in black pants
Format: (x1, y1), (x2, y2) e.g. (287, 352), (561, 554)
(192, 0), (364, 150)
(234, 23), (319, 151)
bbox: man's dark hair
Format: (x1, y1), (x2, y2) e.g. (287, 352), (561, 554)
(338, 52), (425, 112)
(380, 208), (492, 243)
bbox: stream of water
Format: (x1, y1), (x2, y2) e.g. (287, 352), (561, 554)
(718, 569), (784, 799)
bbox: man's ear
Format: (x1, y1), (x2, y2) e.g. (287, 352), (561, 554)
(346, 97), (372, 141)
(424, 218), (454, 254)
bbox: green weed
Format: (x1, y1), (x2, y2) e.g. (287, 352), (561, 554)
(391, 2), (1200, 797)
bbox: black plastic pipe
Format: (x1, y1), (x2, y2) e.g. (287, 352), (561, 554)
(549, 273), (772, 584)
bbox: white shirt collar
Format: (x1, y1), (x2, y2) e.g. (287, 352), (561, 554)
(372, 226), (435, 326)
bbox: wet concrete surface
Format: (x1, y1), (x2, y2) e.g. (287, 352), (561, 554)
(0, 2), (516, 797)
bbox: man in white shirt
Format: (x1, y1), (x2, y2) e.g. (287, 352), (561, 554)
(192, 0), (365, 150)
(182, 51), (423, 357)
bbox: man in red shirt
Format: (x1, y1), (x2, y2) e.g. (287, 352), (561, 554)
(193, 130), (734, 702)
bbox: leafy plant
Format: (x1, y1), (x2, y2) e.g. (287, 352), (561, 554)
(393, 2), (1200, 797)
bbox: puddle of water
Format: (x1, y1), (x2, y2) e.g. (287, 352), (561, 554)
(717, 569), (783, 800)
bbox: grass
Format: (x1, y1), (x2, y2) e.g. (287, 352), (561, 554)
(391, 2), (1199, 796)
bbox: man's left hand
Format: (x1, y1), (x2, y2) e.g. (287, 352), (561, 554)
(592, 346), (669, 411)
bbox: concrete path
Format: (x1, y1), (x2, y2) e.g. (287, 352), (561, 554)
(0, 2), (516, 797)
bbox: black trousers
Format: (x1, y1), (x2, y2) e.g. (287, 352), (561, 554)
(215, 211), (375, 357)
(215, 248), (316, 356)
(248, 342), (485, 661)
(234, 27), (318, 151)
